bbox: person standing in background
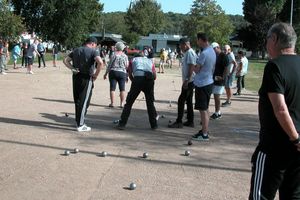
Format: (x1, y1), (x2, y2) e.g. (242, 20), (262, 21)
(37, 39), (46, 68)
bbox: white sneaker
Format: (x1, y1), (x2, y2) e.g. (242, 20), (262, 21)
(27, 71), (34, 74)
(0, 72), (7, 75)
(77, 124), (91, 132)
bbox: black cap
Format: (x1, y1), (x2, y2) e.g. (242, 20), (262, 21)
(179, 37), (190, 44)
(85, 37), (98, 44)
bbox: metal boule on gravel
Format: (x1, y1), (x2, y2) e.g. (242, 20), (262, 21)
(74, 148), (79, 153)
(142, 152), (149, 158)
(129, 182), (137, 190)
(101, 151), (108, 157)
(113, 119), (119, 124)
(161, 115), (165, 118)
(64, 150), (70, 156)
(65, 113), (69, 117)
(184, 150), (191, 156)
(169, 120), (172, 124)
(188, 140), (193, 146)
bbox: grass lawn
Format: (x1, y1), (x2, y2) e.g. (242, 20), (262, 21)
(245, 59), (267, 92)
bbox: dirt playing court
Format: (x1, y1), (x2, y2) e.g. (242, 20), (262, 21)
(0, 60), (262, 200)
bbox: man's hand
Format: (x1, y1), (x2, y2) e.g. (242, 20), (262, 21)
(182, 80), (188, 89)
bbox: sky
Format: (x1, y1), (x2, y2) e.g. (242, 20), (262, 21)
(100, 0), (244, 15)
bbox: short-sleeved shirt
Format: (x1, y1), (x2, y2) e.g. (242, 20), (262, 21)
(193, 46), (216, 87)
(68, 46), (100, 76)
(53, 44), (59, 54)
(27, 44), (37, 58)
(241, 56), (249, 75)
(213, 52), (229, 86)
(130, 56), (155, 76)
(258, 55), (300, 156)
(107, 52), (128, 74)
(12, 45), (21, 56)
(226, 52), (236, 75)
(182, 48), (196, 83)
(37, 43), (45, 52)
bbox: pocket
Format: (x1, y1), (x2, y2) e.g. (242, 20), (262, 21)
(145, 71), (153, 80)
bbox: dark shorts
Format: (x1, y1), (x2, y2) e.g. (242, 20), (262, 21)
(27, 57), (34, 65)
(194, 84), (213, 110)
(109, 70), (127, 91)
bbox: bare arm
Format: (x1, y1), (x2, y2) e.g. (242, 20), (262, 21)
(268, 93), (300, 150)
(63, 56), (74, 70)
(92, 56), (103, 81)
(230, 60), (237, 76)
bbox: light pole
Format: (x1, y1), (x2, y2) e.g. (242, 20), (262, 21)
(290, 0), (294, 25)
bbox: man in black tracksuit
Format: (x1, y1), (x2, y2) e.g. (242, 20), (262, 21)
(63, 37), (103, 132)
(249, 23), (300, 199)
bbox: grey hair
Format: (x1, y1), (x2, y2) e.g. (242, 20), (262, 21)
(267, 22), (297, 50)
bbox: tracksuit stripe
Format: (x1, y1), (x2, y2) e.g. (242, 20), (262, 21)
(80, 78), (92, 126)
(253, 151), (266, 200)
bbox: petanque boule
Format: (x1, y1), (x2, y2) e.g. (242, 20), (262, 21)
(142, 152), (149, 158)
(161, 114), (165, 118)
(169, 120), (172, 124)
(74, 148), (79, 153)
(101, 151), (108, 157)
(65, 113), (69, 117)
(185, 150), (191, 156)
(188, 140), (193, 145)
(64, 150), (70, 156)
(113, 119), (119, 124)
(129, 183), (137, 190)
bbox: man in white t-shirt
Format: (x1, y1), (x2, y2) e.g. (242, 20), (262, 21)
(222, 44), (237, 107)
(234, 50), (249, 95)
(168, 37), (196, 128)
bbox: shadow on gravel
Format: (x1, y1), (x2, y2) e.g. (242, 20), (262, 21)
(0, 138), (251, 173)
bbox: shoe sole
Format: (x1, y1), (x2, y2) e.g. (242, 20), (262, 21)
(192, 137), (209, 141)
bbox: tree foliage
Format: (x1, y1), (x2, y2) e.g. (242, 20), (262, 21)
(162, 12), (188, 34)
(0, 0), (24, 41)
(125, 0), (165, 44)
(182, 0), (234, 46)
(11, 0), (103, 48)
(278, 0), (300, 52)
(241, 0), (285, 52)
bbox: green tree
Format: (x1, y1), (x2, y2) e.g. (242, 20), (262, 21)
(182, 0), (233, 45)
(125, 0), (165, 44)
(242, 0), (285, 54)
(162, 12), (188, 34)
(0, 0), (24, 41)
(101, 12), (127, 35)
(11, 0), (103, 48)
(278, 0), (300, 52)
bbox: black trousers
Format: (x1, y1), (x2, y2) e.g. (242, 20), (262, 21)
(120, 76), (157, 128)
(249, 149), (300, 200)
(73, 73), (93, 127)
(176, 82), (194, 123)
(236, 75), (245, 94)
(38, 52), (46, 67)
(22, 55), (28, 67)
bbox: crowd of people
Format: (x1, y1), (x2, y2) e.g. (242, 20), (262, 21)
(63, 22), (300, 199)
(0, 39), (60, 75)
(1, 21), (299, 198)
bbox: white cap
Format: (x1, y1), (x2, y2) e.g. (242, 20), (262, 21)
(115, 42), (125, 51)
(211, 42), (219, 49)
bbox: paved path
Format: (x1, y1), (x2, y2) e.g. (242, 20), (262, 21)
(0, 61), (261, 200)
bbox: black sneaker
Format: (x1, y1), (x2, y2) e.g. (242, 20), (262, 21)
(222, 101), (231, 107)
(210, 113), (222, 120)
(233, 92), (241, 96)
(168, 121), (183, 128)
(117, 123), (126, 130)
(183, 121), (194, 127)
(192, 130), (209, 141)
